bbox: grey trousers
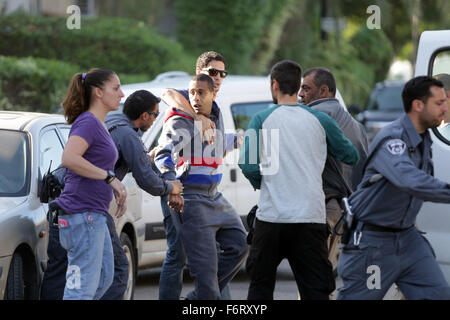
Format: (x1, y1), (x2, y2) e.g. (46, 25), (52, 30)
(175, 192), (249, 300)
(337, 226), (450, 300)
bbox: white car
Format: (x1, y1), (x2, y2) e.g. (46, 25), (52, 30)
(0, 112), (144, 300)
(415, 30), (450, 283)
(0, 112), (62, 300)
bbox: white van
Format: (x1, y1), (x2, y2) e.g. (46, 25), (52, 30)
(415, 30), (450, 283)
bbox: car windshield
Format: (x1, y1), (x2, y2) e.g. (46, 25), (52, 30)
(367, 85), (404, 111)
(0, 130), (30, 197)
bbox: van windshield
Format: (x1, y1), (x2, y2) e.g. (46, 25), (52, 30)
(366, 85), (404, 111)
(0, 130), (30, 197)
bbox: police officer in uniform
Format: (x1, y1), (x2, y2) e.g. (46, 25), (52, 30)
(337, 76), (450, 300)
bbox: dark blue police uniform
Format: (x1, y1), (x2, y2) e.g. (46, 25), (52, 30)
(337, 114), (450, 300)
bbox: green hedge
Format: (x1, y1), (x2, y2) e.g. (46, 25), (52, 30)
(0, 56), (153, 113)
(0, 13), (195, 77)
(0, 56), (78, 113)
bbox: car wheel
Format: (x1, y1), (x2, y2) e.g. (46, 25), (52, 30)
(120, 233), (135, 300)
(5, 253), (25, 300)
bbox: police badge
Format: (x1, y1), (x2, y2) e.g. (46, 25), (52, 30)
(386, 139), (406, 155)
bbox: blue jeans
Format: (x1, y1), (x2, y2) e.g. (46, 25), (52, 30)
(58, 212), (114, 300)
(159, 196), (186, 300)
(41, 212), (128, 300)
(159, 196), (233, 300)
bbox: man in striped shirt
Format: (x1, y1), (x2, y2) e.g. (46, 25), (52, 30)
(155, 74), (248, 300)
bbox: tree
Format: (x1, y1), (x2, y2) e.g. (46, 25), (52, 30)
(350, 26), (394, 82)
(174, 0), (269, 73)
(95, 0), (167, 26)
(249, 0), (295, 74)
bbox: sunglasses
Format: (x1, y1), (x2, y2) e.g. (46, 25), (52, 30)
(147, 111), (159, 118)
(202, 67), (228, 78)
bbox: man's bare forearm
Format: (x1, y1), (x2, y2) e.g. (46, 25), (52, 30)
(161, 89), (196, 117)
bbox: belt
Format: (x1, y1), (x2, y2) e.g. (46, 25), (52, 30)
(361, 223), (413, 233)
(49, 201), (68, 215)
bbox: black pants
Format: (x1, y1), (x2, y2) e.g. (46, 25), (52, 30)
(40, 224), (68, 300)
(40, 213), (129, 300)
(247, 219), (335, 300)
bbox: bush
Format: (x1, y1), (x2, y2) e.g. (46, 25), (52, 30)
(0, 13), (194, 78)
(350, 27), (394, 83)
(302, 40), (375, 108)
(0, 55), (156, 113)
(0, 56), (78, 113)
(274, 8), (394, 107)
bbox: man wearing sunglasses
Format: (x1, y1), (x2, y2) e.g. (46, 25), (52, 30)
(161, 51), (228, 145)
(202, 66), (228, 79)
(157, 51), (239, 300)
(155, 74), (248, 300)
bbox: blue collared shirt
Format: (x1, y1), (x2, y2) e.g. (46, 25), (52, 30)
(349, 114), (450, 229)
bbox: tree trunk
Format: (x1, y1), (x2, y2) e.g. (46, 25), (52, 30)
(411, 0), (421, 70)
(321, 0), (328, 41)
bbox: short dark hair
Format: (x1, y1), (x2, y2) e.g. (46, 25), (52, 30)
(123, 90), (161, 120)
(402, 76), (444, 113)
(270, 60), (302, 95)
(304, 67), (336, 95)
(196, 51), (226, 70)
(190, 73), (214, 92)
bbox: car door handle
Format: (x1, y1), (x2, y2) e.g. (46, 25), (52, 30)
(230, 169), (237, 182)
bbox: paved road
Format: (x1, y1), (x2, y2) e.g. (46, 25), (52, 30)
(133, 258), (403, 300)
(135, 259), (318, 300)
